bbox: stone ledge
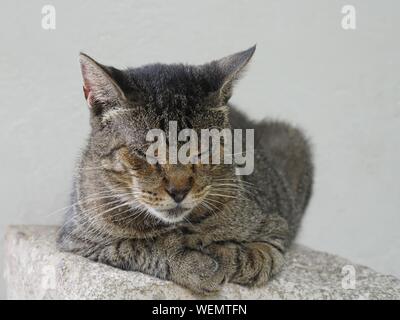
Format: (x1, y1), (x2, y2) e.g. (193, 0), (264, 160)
(3, 225), (400, 300)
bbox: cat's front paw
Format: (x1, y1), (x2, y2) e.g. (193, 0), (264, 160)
(205, 242), (285, 287)
(171, 250), (226, 296)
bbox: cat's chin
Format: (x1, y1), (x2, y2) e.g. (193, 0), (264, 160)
(146, 207), (192, 224)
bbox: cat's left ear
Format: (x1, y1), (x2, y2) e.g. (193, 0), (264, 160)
(213, 45), (256, 103)
(79, 53), (127, 113)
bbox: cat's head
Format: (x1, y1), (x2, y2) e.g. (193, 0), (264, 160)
(79, 46), (255, 223)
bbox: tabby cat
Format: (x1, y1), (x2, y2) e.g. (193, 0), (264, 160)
(57, 46), (313, 295)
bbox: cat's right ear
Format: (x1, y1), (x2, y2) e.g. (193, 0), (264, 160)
(79, 53), (126, 113)
(212, 45), (256, 104)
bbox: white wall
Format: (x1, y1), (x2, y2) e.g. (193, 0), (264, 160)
(1, 0), (399, 298)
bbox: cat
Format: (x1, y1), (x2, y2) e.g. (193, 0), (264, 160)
(57, 46), (313, 295)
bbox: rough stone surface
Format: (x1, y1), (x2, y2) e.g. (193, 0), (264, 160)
(4, 225), (400, 300)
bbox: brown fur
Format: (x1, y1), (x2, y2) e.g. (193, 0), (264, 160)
(57, 47), (313, 295)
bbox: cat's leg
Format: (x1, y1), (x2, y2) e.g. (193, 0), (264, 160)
(58, 232), (226, 295)
(182, 209), (289, 252)
(181, 210), (289, 287)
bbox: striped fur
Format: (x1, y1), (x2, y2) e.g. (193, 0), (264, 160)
(57, 47), (313, 295)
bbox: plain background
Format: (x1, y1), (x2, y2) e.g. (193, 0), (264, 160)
(0, 0), (399, 298)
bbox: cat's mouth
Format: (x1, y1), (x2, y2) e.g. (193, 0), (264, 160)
(161, 206), (190, 217)
(150, 205), (192, 223)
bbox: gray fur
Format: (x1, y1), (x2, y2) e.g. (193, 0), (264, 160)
(57, 46), (313, 295)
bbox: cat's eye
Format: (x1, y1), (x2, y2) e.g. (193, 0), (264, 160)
(129, 149), (162, 172)
(130, 164), (143, 171)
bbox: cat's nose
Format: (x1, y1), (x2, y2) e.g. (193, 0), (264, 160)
(165, 185), (191, 203)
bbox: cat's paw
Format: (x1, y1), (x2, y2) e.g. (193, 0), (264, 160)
(171, 250), (226, 296)
(205, 242), (285, 287)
